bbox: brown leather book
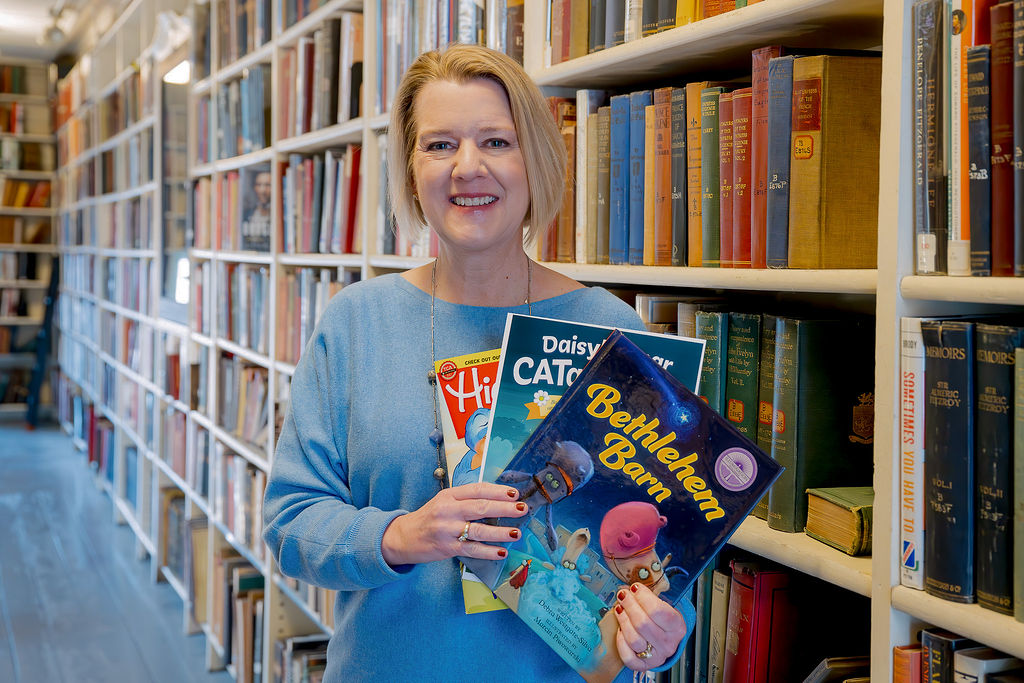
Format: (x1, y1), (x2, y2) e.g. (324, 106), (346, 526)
(750, 45), (783, 268)
(731, 88), (753, 269)
(718, 92), (734, 268)
(988, 1), (1014, 275)
(653, 87), (674, 266)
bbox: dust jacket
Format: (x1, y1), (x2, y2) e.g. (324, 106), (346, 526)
(460, 331), (782, 683)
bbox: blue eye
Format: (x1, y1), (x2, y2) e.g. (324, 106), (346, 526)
(485, 138), (509, 148)
(426, 141), (452, 151)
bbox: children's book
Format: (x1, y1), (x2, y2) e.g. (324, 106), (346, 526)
(433, 348), (507, 613)
(460, 330), (782, 683)
(479, 313), (706, 486)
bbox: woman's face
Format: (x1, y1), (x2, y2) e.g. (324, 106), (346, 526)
(411, 78), (530, 255)
(254, 172), (272, 206)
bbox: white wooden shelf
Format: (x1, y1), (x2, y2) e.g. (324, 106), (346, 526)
(728, 517), (873, 597)
(277, 252), (364, 268)
(901, 275), (1024, 305)
(276, 118), (365, 153)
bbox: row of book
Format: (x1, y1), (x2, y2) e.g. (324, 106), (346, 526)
(94, 71), (142, 145)
(376, 0), (525, 113)
(0, 64), (46, 95)
(0, 252), (44, 281)
(218, 262), (270, 356)
(118, 257), (151, 313)
(273, 630), (329, 683)
(211, 546), (265, 683)
(911, 0), (1024, 276)
(374, 135), (441, 258)
(275, 266), (348, 365)
(0, 216), (48, 244)
(82, 131), (153, 196)
(277, 12), (363, 140)
(899, 316), (1024, 621)
(0, 289), (31, 318)
(0, 178), (50, 209)
(193, 163), (273, 252)
(218, 354), (270, 451)
(213, 444), (268, 565)
(0, 139), (56, 172)
(212, 65), (272, 161)
(894, 629), (1024, 681)
(280, 146), (363, 255)
(640, 294), (877, 534)
(0, 101), (50, 136)
(543, 49), (881, 268)
(550, 0), (762, 65)
(216, 0), (272, 70)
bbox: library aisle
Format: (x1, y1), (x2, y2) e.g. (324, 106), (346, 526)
(0, 424), (231, 683)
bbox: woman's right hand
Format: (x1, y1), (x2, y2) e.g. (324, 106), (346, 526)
(381, 482), (529, 566)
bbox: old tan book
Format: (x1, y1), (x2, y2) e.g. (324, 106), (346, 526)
(787, 55), (882, 269)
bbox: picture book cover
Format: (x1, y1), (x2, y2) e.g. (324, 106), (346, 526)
(479, 314), (706, 486)
(460, 331), (783, 683)
(239, 162), (272, 252)
(434, 347), (507, 614)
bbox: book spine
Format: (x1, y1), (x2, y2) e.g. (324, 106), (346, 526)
(786, 56), (826, 269)
(606, 0), (626, 47)
(585, 112), (600, 264)
(695, 310), (728, 414)
(922, 320), (976, 602)
(768, 316), (799, 532)
(686, 81), (708, 266)
(752, 313), (777, 520)
(717, 92), (734, 269)
(949, 0), (972, 276)
(671, 87), (688, 266)
(576, 90), (606, 264)
(643, 104), (656, 265)
(642, 0), (660, 35)
(609, 94), (630, 264)
(629, 90), (652, 264)
(892, 645), (922, 683)
(967, 45), (992, 276)
(1014, 0), (1024, 274)
(725, 312), (761, 439)
(596, 106), (612, 264)
(765, 56), (794, 269)
(700, 87), (725, 268)
(557, 125), (576, 262)
(913, 0), (948, 274)
(990, 2), (1015, 275)
(731, 88), (753, 269)
(590, 0), (607, 53)
(974, 324), (1022, 615)
(751, 46), (781, 269)
(568, 0), (590, 60)
(1015, 348), (1024, 623)
(899, 317), (926, 590)
(653, 88), (674, 265)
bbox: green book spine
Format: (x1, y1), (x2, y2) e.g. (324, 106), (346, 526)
(725, 312), (761, 437)
(975, 324), (1024, 614)
(1015, 348), (1024, 623)
(700, 87), (725, 267)
(804, 486), (874, 556)
(767, 317), (875, 532)
(752, 313), (778, 519)
(695, 310), (728, 414)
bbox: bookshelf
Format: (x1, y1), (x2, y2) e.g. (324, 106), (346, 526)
(0, 56), (57, 420)
(50, 0), (1024, 681)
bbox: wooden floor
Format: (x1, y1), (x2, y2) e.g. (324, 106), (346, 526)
(0, 423), (233, 683)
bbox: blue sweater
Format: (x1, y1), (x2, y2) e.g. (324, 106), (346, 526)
(263, 273), (695, 682)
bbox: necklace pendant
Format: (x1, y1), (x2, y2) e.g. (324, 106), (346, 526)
(427, 369), (436, 384)
(428, 428), (444, 447)
(433, 466), (446, 481)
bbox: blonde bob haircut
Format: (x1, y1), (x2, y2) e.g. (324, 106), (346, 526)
(387, 44), (565, 246)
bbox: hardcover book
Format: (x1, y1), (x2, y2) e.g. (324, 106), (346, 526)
(239, 162), (272, 252)
(750, 46), (783, 269)
(953, 646), (1023, 680)
(721, 561), (798, 683)
(718, 91), (734, 268)
(629, 89), (653, 264)
(479, 313), (706, 485)
(804, 486), (873, 556)
(764, 55), (795, 268)
(1016, 348), (1024, 623)
(462, 331), (782, 683)
(899, 317), (926, 589)
(892, 643), (922, 683)
(920, 629), (978, 683)
(966, 45), (992, 275)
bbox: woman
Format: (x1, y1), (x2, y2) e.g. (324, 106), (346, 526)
(262, 44), (693, 682)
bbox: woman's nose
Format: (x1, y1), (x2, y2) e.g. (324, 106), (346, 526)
(452, 142), (485, 179)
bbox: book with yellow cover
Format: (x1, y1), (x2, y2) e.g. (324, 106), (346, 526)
(804, 486), (874, 556)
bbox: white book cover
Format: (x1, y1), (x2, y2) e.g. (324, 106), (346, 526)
(575, 89), (607, 264)
(953, 646), (1023, 682)
(899, 316), (925, 589)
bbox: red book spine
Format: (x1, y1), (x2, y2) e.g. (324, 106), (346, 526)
(718, 92), (734, 268)
(972, 0), (999, 44)
(345, 146), (362, 254)
(990, 2), (1015, 275)
(750, 46), (782, 268)
(732, 88), (753, 268)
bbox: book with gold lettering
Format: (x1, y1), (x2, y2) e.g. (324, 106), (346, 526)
(461, 330), (782, 683)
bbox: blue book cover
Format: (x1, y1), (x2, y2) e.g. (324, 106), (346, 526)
(967, 45), (992, 276)
(765, 55), (795, 268)
(921, 319), (975, 603)
(609, 94), (631, 264)
(480, 313), (706, 485)
(629, 90), (652, 265)
(461, 331), (782, 682)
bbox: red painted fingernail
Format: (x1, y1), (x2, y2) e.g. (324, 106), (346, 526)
(615, 604), (623, 614)
(509, 529), (520, 539)
(497, 549), (507, 558)
(617, 590), (626, 601)
(515, 502), (527, 512)
(630, 584), (639, 593)
(506, 488), (518, 498)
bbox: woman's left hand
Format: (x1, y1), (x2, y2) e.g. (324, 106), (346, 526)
(613, 583), (688, 672)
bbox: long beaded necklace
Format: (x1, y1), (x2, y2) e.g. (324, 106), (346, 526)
(427, 256), (532, 489)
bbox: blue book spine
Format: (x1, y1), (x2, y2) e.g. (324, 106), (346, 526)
(629, 90), (652, 265)
(922, 320), (975, 603)
(967, 45), (992, 276)
(609, 94), (631, 264)
(605, 0), (626, 48)
(974, 324), (1024, 615)
(765, 55), (794, 268)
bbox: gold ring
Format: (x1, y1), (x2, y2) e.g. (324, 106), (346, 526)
(634, 642), (654, 660)
(457, 522), (471, 542)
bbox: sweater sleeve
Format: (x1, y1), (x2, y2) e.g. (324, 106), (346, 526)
(262, 304), (412, 591)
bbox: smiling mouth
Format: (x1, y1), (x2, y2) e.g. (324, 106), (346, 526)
(451, 196), (498, 207)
